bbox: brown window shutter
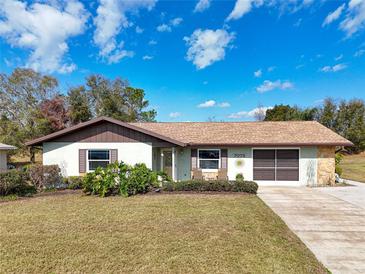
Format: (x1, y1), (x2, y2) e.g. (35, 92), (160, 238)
(191, 149), (197, 169)
(221, 149), (228, 169)
(79, 149), (86, 173)
(111, 149), (118, 163)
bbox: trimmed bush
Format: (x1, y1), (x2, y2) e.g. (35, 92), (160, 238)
(27, 164), (63, 190)
(82, 161), (158, 197)
(0, 170), (35, 196)
(236, 173), (244, 181)
(162, 180), (258, 194)
(64, 176), (84, 189)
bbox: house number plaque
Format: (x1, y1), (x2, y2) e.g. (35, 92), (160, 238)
(233, 153), (245, 158)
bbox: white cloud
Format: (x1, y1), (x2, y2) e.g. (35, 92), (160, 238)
(157, 23), (171, 32)
(228, 106), (273, 119)
(254, 69), (262, 77)
(197, 100), (230, 108)
(340, 0), (365, 37)
(335, 54), (343, 61)
(322, 4), (345, 27)
(142, 55), (153, 60)
(354, 48), (365, 57)
(218, 102), (231, 108)
(157, 17), (183, 32)
(135, 26), (144, 34)
(170, 17), (183, 26)
(267, 66), (276, 72)
(226, 0), (264, 21)
(198, 100), (216, 108)
(194, 0), (211, 12)
(93, 0), (156, 63)
(0, 0), (88, 73)
(184, 28), (235, 69)
(256, 80), (294, 93)
(148, 39), (157, 45)
(320, 63), (347, 72)
(169, 112), (181, 118)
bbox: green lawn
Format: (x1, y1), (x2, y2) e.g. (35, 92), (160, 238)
(0, 192), (327, 273)
(341, 152), (365, 183)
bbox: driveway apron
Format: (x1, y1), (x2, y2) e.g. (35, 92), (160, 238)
(258, 183), (365, 274)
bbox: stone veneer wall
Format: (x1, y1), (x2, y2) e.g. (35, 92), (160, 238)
(317, 146), (336, 186)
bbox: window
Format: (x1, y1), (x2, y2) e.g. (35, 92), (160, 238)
(253, 149), (299, 181)
(88, 150), (110, 171)
(198, 149), (220, 170)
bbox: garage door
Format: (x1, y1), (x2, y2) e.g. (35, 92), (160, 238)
(253, 149), (299, 181)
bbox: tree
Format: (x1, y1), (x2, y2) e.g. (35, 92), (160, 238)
(264, 104), (316, 121)
(40, 95), (69, 131)
(86, 75), (156, 122)
(317, 98), (337, 129)
(123, 87), (157, 122)
(67, 86), (91, 125)
(0, 68), (59, 150)
(253, 104), (266, 121)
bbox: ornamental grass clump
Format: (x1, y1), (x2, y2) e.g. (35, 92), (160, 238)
(82, 161), (159, 197)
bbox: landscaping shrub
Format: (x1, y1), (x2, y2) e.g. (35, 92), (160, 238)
(162, 180), (258, 194)
(27, 164), (63, 190)
(236, 173), (244, 181)
(120, 163), (158, 197)
(64, 176), (84, 189)
(0, 170), (35, 196)
(82, 162), (158, 197)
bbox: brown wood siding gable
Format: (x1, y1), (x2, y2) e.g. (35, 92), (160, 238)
(79, 149), (86, 173)
(48, 121), (175, 147)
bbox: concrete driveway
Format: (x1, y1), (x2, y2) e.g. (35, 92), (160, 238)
(258, 182), (365, 274)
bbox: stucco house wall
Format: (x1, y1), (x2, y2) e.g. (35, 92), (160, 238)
(172, 146), (318, 186)
(43, 142), (153, 177)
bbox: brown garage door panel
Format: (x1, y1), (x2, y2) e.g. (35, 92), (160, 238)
(253, 168), (275, 180)
(276, 150), (299, 168)
(253, 150), (275, 168)
(276, 168), (299, 181)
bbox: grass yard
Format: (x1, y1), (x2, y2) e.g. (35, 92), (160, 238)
(0, 193), (327, 273)
(341, 152), (365, 183)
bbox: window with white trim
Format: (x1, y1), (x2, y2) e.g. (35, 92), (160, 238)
(198, 149), (220, 170)
(88, 150), (110, 171)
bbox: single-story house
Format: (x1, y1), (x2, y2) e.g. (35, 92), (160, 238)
(26, 116), (352, 186)
(0, 143), (16, 172)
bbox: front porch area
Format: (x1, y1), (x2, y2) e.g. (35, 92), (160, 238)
(152, 147), (229, 181)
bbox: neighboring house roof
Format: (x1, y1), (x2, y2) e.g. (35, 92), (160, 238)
(26, 116), (353, 147)
(0, 143), (16, 150)
(131, 121), (353, 147)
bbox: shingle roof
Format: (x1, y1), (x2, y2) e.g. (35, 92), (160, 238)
(0, 143), (16, 150)
(25, 117), (353, 147)
(130, 121), (353, 146)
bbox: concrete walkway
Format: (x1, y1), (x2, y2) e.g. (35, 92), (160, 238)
(258, 182), (365, 274)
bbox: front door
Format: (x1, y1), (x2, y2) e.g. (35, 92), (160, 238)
(162, 150), (173, 178)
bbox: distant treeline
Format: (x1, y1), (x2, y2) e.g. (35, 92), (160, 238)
(0, 68), (156, 153)
(263, 99), (365, 153)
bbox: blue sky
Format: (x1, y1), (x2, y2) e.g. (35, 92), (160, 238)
(0, 0), (364, 122)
